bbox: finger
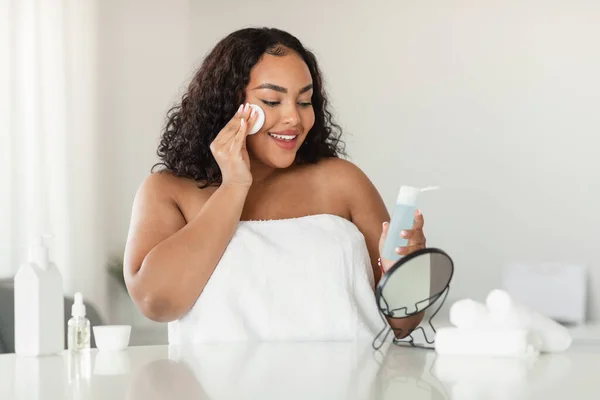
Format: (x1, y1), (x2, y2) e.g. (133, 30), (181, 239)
(395, 243), (426, 256)
(231, 105), (260, 151)
(381, 221), (389, 237)
(230, 116), (250, 153)
(399, 228), (425, 241)
(402, 232), (426, 249)
(412, 209), (425, 230)
(225, 103), (252, 148)
(215, 103), (246, 145)
(226, 103), (246, 131)
(379, 221), (389, 252)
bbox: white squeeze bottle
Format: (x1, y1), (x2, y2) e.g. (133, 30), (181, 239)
(14, 235), (65, 356)
(382, 185), (439, 262)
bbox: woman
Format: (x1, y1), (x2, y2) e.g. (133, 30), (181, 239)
(123, 27), (427, 343)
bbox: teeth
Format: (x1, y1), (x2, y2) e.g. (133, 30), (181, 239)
(269, 133), (296, 141)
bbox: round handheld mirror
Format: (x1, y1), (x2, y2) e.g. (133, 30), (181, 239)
(248, 104), (265, 135)
(373, 248), (454, 350)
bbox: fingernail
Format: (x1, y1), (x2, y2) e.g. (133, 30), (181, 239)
(382, 221), (388, 228)
(401, 231), (408, 238)
(250, 108), (255, 118)
(416, 209), (422, 216)
(244, 103), (249, 112)
(395, 247), (402, 254)
(237, 104), (243, 114)
(240, 118), (245, 127)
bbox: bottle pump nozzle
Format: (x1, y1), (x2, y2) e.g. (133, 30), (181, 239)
(396, 185), (440, 205)
(28, 234), (53, 270)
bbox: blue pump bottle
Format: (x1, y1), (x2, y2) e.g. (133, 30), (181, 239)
(382, 185), (438, 262)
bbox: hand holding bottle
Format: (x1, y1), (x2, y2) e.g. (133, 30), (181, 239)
(378, 209), (427, 272)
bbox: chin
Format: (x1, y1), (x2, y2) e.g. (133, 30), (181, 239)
(249, 136), (305, 169)
(263, 153), (298, 169)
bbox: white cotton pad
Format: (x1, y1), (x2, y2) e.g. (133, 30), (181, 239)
(248, 104), (265, 135)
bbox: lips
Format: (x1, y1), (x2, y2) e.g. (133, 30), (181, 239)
(267, 131), (299, 150)
(268, 133), (297, 141)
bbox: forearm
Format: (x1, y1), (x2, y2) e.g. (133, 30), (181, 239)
(130, 184), (248, 321)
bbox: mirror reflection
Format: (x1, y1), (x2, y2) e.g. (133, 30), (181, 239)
(127, 342), (453, 400)
(375, 348), (448, 400)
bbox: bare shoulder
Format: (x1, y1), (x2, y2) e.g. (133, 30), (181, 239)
(137, 170), (211, 202)
(314, 157), (366, 178)
(303, 157), (387, 222)
(314, 157), (375, 195)
(138, 170), (191, 193)
(135, 171), (215, 220)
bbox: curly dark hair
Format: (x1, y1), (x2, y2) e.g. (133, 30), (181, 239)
(152, 27), (346, 187)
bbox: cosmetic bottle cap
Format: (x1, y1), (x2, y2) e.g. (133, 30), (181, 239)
(396, 186), (421, 205)
(72, 292), (87, 317)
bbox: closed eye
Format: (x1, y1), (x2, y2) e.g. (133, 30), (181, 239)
(261, 100), (280, 107)
(261, 100), (312, 108)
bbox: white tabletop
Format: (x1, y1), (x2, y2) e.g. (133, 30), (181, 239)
(1, 341), (599, 399)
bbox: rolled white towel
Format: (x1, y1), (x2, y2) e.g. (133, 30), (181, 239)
(434, 326), (541, 358)
(449, 299), (491, 329)
(486, 289), (572, 353)
(434, 353), (534, 383)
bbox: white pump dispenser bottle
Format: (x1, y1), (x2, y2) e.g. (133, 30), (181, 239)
(14, 235), (65, 356)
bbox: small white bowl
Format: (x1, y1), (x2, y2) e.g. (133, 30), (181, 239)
(93, 325), (131, 351)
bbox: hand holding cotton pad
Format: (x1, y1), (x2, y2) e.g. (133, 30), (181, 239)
(248, 104), (265, 135)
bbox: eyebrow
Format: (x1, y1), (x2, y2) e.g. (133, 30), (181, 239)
(252, 83), (313, 94)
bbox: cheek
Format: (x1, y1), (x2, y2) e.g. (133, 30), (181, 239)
(245, 134), (269, 156)
(302, 108), (315, 132)
(245, 135), (261, 149)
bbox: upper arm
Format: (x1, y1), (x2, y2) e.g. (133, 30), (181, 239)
(123, 172), (187, 284)
(326, 159), (390, 284)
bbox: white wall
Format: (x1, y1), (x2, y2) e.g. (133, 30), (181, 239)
(99, 0), (600, 320)
(97, 0), (194, 324)
(98, 0), (194, 256)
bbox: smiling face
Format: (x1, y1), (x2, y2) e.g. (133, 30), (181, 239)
(244, 50), (315, 169)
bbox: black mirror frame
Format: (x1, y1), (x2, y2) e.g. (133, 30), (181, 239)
(373, 248), (454, 351)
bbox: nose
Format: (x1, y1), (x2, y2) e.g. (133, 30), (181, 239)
(282, 103), (301, 126)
